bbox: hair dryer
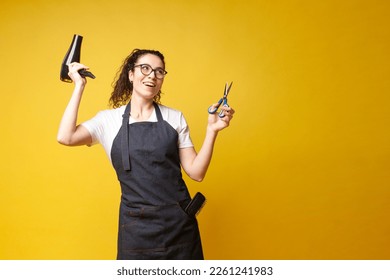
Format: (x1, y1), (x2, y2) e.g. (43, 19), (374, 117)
(60, 34), (95, 82)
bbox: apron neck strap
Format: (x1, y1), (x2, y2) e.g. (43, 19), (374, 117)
(153, 102), (163, 122)
(121, 102), (131, 171)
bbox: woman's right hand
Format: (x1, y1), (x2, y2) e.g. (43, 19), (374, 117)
(67, 62), (89, 86)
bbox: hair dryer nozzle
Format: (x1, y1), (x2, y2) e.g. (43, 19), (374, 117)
(60, 34), (95, 82)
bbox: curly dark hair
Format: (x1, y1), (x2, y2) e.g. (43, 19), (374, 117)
(109, 49), (166, 108)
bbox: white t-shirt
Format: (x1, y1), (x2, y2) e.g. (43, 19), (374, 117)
(81, 104), (194, 162)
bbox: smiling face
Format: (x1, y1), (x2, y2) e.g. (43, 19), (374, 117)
(129, 53), (165, 101)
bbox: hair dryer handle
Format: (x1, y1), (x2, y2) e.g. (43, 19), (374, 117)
(79, 69), (96, 79)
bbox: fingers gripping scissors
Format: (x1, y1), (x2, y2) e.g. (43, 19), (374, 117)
(208, 82), (233, 118)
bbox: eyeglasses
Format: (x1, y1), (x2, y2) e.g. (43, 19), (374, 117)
(133, 64), (167, 79)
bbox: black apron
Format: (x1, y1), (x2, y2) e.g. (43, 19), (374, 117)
(110, 102), (203, 260)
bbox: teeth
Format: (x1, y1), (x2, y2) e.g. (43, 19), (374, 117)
(143, 82), (155, 87)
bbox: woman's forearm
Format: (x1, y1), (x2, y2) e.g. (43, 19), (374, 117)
(192, 127), (218, 180)
(180, 127), (219, 182)
(180, 105), (235, 182)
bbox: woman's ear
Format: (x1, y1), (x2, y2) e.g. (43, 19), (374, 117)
(128, 70), (134, 83)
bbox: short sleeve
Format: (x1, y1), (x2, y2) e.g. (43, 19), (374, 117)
(80, 107), (124, 160)
(178, 113), (194, 149)
(81, 112), (105, 146)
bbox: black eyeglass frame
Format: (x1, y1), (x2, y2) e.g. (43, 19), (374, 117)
(133, 64), (168, 79)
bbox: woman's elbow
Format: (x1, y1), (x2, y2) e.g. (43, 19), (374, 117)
(57, 135), (71, 146)
(188, 172), (206, 182)
(57, 132), (77, 146)
(192, 177), (204, 182)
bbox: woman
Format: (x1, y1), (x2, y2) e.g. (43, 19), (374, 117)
(57, 49), (235, 259)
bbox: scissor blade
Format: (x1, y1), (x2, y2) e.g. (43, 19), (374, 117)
(224, 81), (233, 97)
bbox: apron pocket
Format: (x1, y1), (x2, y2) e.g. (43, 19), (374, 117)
(120, 206), (142, 227)
(176, 201), (195, 220)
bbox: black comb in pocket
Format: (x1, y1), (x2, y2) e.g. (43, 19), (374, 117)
(185, 192), (206, 217)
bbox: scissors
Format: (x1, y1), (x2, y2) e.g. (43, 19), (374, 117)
(208, 81), (233, 118)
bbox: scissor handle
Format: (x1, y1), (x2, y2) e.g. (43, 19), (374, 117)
(208, 106), (218, 114)
(208, 98), (223, 114)
(218, 104), (229, 118)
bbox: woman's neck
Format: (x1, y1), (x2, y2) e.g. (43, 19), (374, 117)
(130, 97), (155, 121)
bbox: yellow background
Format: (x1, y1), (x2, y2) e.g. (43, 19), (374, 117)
(1, 0), (389, 259)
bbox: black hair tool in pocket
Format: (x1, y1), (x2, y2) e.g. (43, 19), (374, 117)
(185, 192), (206, 217)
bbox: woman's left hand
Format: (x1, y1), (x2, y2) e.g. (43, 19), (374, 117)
(207, 103), (235, 132)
